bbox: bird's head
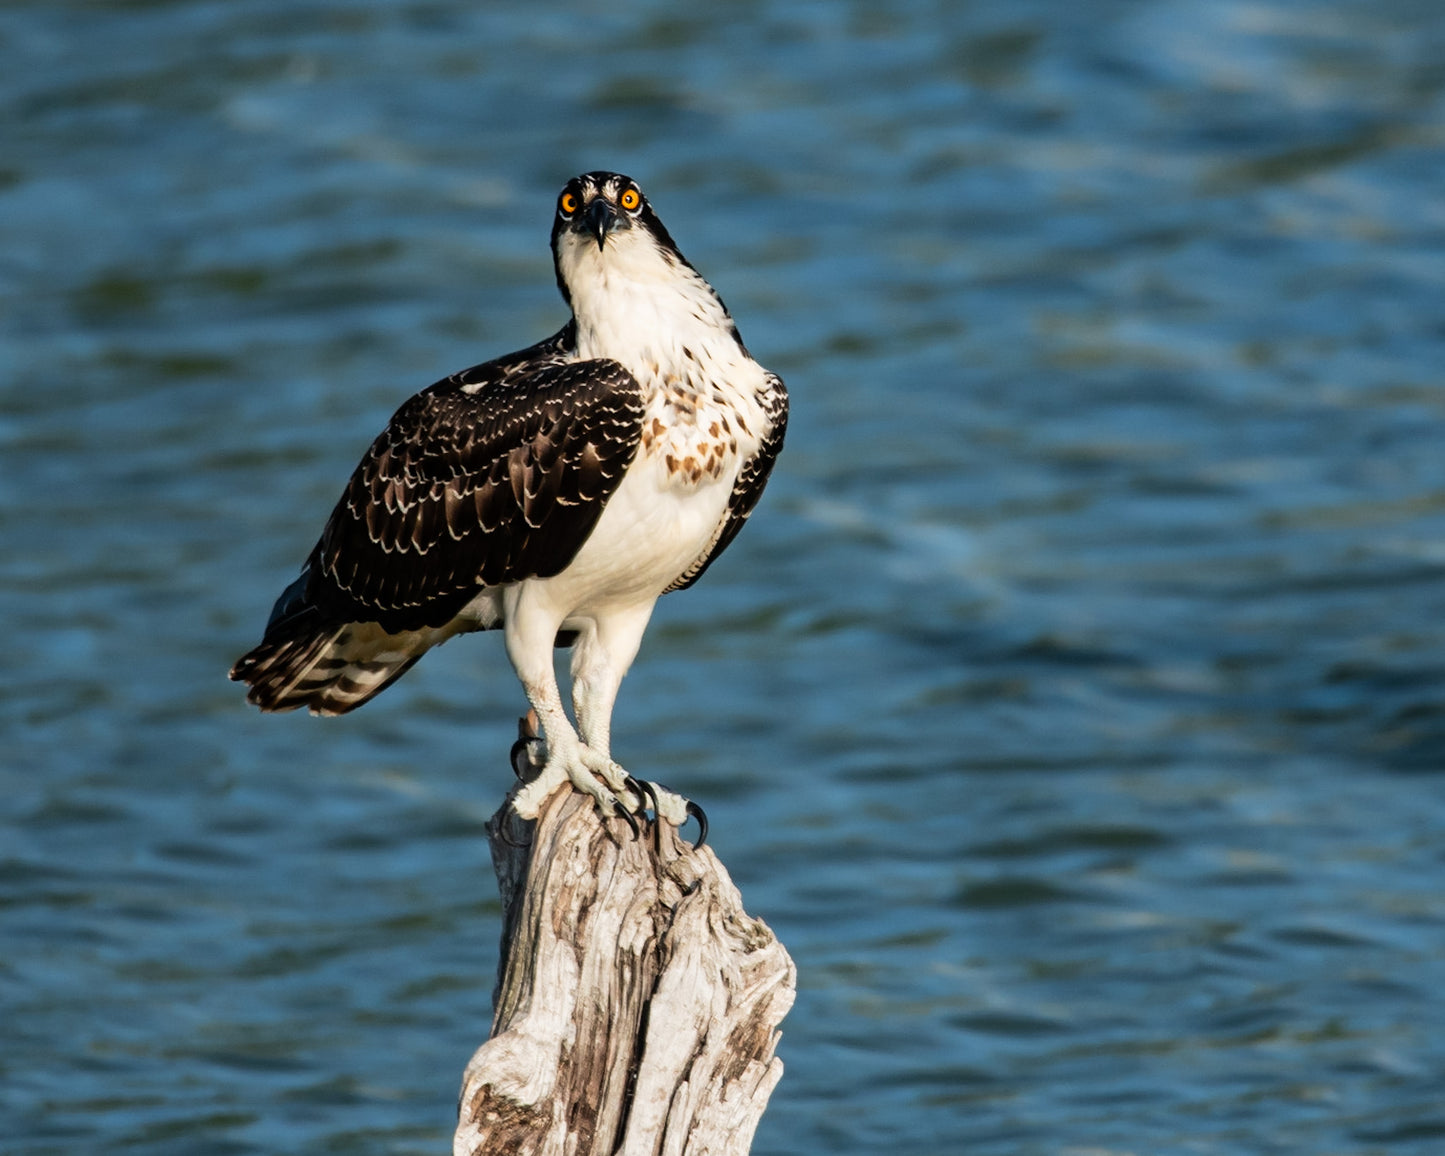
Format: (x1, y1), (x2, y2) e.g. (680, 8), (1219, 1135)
(548, 172), (743, 359)
(550, 171), (693, 307)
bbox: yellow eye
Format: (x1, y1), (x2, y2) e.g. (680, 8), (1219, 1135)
(559, 192), (578, 215)
(619, 187), (641, 211)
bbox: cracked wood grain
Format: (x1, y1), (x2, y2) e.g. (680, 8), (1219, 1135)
(455, 777), (794, 1156)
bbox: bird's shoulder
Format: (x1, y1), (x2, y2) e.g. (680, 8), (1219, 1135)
(363, 326), (645, 479)
(306, 328), (650, 627)
(439, 324), (578, 394)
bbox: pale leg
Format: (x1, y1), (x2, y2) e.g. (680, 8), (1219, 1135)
(570, 600), (655, 761)
(571, 600), (691, 829)
(506, 585), (628, 819)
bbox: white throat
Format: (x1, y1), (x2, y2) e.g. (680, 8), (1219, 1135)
(555, 218), (774, 490)
(556, 229), (748, 384)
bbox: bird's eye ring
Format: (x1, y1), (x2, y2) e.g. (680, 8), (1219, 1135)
(559, 192), (579, 216)
(619, 187), (641, 212)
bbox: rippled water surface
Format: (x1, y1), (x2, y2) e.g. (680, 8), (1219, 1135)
(6, 2), (1445, 1152)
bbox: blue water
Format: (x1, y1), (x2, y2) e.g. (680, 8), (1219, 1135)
(6, 1), (1445, 1152)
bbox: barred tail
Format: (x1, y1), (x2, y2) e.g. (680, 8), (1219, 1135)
(229, 611), (430, 716)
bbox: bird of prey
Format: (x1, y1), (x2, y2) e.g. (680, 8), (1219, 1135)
(230, 171), (788, 827)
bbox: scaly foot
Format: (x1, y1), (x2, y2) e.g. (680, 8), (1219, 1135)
(511, 737), (641, 821)
(507, 718), (705, 846)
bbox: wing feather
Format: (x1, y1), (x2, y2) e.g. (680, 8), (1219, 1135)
(296, 333), (644, 632)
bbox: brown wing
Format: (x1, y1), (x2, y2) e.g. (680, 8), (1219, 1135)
(666, 371), (788, 593)
(268, 333), (645, 635)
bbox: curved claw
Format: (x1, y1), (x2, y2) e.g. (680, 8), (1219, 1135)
(616, 803), (640, 840)
(508, 737), (531, 780)
(627, 775), (659, 818)
(685, 800), (709, 849)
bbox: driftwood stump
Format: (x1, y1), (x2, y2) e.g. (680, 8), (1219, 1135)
(455, 756), (796, 1156)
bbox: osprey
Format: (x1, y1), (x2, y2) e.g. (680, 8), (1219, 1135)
(231, 172), (788, 828)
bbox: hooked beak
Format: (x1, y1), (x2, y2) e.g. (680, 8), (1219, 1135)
(585, 197), (625, 249)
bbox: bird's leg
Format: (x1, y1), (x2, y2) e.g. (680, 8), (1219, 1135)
(569, 608), (657, 812)
(505, 595), (633, 821)
(509, 673), (633, 820)
(570, 605), (702, 840)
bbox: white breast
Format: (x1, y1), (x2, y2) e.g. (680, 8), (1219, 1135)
(550, 449), (736, 611)
(538, 219), (774, 613)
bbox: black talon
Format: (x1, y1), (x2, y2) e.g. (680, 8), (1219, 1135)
(685, 800), (709, 849)
(616, 803), (640, 840)
(628, 778), (664, 855)
(508, 737), (531, 780)
(628, 776), (659, 818)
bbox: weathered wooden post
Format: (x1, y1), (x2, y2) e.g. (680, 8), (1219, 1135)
(455, 722), (796, 1156)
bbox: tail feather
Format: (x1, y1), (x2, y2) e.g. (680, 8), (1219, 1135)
(230, 611), (433, 716)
